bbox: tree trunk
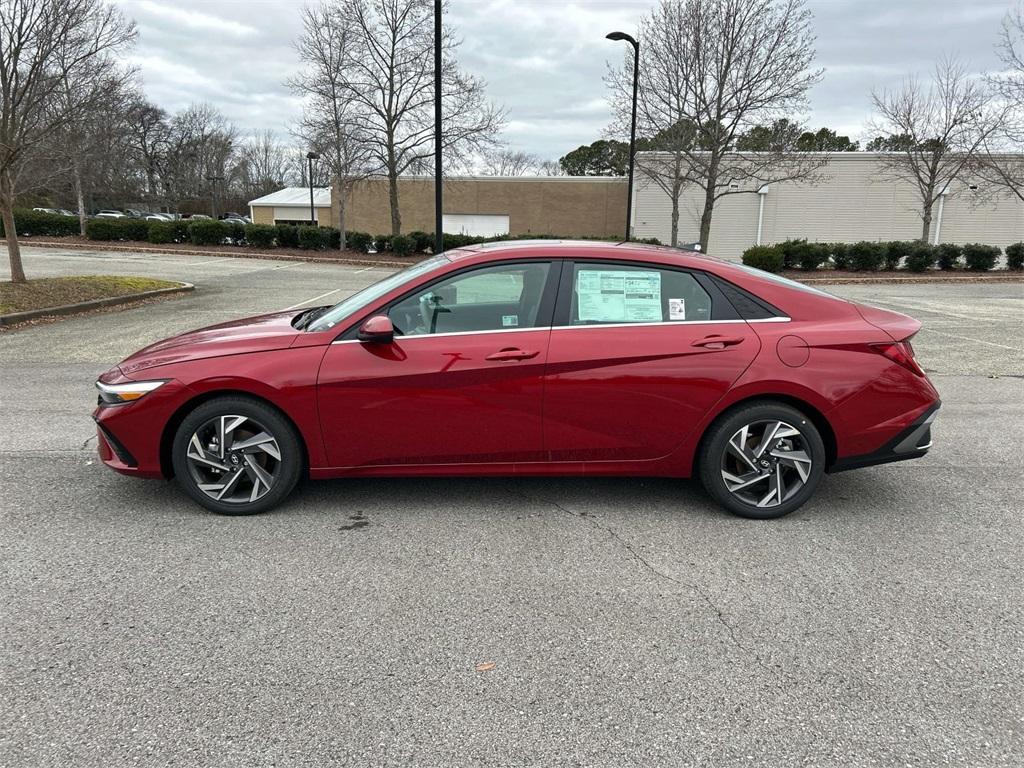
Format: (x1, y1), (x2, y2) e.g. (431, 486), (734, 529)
(336, 183), (347, 251)
(388, 165), (401, 236)
(74, 164), (87, 237)
(670, 190), (680, 247)
(1, 170), (26, 283)
(698, 154), (721, 251)
(920, 203), (932, 243)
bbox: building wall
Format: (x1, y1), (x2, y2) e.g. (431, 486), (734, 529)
(249, 204), (334, 227)
(339, 176), (627, 238)
(631, 153), (1024, 261)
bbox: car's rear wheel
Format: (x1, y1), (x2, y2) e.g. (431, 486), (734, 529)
(171, 396), (302, 515)
(698, 402), (826, 519)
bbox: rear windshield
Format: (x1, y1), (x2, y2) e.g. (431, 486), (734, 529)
(726, 263), (840, 299)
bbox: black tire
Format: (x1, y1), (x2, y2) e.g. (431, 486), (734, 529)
(171, 396), (303, 516)
(698, 401), (826, 520)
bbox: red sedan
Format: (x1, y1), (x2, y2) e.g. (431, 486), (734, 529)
(93, 241), (939, 519)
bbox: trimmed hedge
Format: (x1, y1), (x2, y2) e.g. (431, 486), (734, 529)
(0, 208), (81, 237)
(347, 231), (374, 253)
(741, 245), (785, 273)
(847, 241), (885, 271)
(276, 224), (299, 248)
(85, 218), (148, 241)
(935, 243), (962, 271)
(245, 223), (277, 248)
(904, 241), (936, 273)
(298, 225), (328, 250)
(148, 222), (175, 244)
(883, 241), (910, 271)
(391, 234), (414, 257)
(188, 219), (228, 246)
(962, 243), (1001, 272)
(1006, 242), (1024, 271)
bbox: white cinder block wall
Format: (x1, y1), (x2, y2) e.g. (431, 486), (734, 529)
(631, 152), (1024, 261)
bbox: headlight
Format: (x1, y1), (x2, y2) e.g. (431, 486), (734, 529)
(95, 379), (167, 405)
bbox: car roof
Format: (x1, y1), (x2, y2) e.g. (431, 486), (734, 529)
(444, 238), (713, 267)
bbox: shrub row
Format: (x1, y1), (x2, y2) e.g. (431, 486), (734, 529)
(743, 239), (1021, 273)
(0, 208), (82, 237)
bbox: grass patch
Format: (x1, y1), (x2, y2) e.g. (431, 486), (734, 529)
(0, 275), (181, 314)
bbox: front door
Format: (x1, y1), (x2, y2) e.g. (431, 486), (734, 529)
(542, 261), (760, 462)
(317, 261), (556, 468)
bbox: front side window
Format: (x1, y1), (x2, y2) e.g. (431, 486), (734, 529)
(388, 262), (552, 336)
(569, 263), (712, 325)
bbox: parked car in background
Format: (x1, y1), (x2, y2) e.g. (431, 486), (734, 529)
(96, 210), (128, 219)
(32, 207), (59, 214)
(58, 209), (77, 217)
(93, 241), (940, 520)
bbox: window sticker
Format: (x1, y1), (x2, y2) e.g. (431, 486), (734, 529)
(577, 270), (662, 323)
(668, 298), (686, 320)
(502, 314), (519, 327)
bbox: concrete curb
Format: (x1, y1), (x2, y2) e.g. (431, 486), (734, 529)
(21, 239), (412, 269)
(799, 274), (1024, 285)
(0, 282), (194, 326)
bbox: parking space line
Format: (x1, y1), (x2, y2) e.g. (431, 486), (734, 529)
(918, 327), (1023, 351)
(185, 257), (237, 267)
(282, 289), (341, 311)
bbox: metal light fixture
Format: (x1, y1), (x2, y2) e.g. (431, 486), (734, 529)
(607, 31), (639, 242)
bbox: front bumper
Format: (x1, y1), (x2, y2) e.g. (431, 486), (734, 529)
(828, 401), (940, 473)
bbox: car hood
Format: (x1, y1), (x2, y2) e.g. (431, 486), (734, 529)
(118, 310), (303, 376)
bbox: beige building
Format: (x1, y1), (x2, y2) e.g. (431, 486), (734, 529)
(339, 176), (627, 238)
(631, 152), (1024, 260)
(249, 187), (333, 227)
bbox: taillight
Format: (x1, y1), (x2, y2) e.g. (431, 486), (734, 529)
(870, 339), (925, 376)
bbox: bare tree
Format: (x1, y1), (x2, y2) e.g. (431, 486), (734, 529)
(290, 3), (374, 248)
(607, 0), (823, 249)
(480, 148), (541, 176)
(234, 129), (298, 201)
(338, 0), (505, 235)
(870, 56), (1009, 241)
(975, 5), (1024, 202)
(0, 0), (136, 281)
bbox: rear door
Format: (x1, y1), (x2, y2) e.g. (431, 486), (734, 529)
(542, 260), (761, 462)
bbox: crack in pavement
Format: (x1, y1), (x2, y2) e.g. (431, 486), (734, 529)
(504, 484), (801, 690)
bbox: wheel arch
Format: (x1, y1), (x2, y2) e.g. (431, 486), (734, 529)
(159, 389), (310, 479)
(692, 393), (838, 476)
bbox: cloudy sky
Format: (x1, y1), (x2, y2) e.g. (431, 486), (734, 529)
(118, 0), (1013, 161)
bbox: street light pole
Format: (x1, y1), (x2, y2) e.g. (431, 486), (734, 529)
(306, 152), (320, 226)
(606, 31), (639, 242)
(205, 175), (224, 219)
(433, 0), (443, 254)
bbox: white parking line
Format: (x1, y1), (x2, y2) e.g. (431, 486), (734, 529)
(918, 327), (1023, 351)
(185, 257), (237, 267)
(354, 266), (376, 274)
(281, 289), (341, 311)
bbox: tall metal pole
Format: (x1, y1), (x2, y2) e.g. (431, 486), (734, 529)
(606, 32), (639, 242)
(308, 157), (315, 225)
(433, 0), (443, 254)
(626, 41), (639, 242)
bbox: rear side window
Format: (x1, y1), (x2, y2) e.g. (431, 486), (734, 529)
(568, 263), (713, 325)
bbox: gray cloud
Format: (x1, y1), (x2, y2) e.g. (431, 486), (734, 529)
(117, 0), (1012, 161)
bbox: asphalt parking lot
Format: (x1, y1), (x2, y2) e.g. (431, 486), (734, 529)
(2, 245), (1023, 767)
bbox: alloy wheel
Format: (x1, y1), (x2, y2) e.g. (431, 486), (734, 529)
(184, 414), (282, 504)
(720, 420), (813, 508)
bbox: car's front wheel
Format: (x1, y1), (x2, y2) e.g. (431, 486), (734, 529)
(171, 396), (303, 515)
(698, 401), (826, 519)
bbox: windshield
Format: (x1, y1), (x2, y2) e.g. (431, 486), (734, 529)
(307, 254), (447, 332)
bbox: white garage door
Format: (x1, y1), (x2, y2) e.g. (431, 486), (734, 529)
(443, 213), (510, 237)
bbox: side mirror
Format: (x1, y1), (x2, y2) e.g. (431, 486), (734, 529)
(358, 314), (394, 344)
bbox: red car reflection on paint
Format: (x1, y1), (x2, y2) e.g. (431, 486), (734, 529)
(94, 241), (939, 519)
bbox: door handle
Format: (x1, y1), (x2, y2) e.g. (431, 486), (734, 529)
(485, 347), (539, 361)
(691, 336), (745, 350)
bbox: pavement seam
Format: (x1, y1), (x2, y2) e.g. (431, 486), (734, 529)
(503, 484), (801, 690)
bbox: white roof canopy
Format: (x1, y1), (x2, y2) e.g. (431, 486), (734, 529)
(248, 187), (331, 207)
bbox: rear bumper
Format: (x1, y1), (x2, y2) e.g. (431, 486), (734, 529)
(828, 401), (939, 473)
